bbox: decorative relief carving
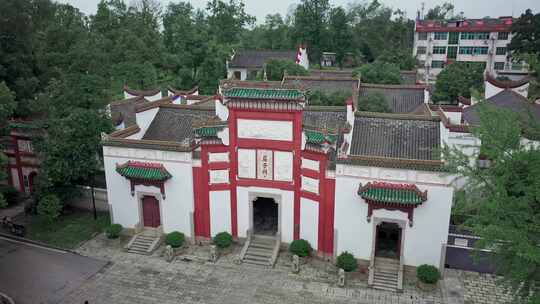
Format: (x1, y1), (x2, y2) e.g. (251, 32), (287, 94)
(301, 175), (319, 194)
(210, 170), (229, 184)
(237, 119), (293, 141)
(274, 151), (293, 181)
(209, 152), (229, 163)
(257, 150), (273, 180)
(301, 158), (319, 172)
(238, 149), (256, 179)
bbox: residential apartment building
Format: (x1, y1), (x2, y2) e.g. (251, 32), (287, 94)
(414, 16), (528, 83)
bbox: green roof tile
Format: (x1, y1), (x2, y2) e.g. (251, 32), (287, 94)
(195, 126), (221, 137)
(223, 88), (305, 100)
(358, 182), (427, 205)
(304, 130), (337, 145)
(116, 161), (172, 181)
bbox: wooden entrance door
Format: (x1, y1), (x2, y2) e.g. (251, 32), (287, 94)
(142, 196), (161, 228)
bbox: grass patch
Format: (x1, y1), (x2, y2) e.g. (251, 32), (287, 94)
(26, 211), (110, 249)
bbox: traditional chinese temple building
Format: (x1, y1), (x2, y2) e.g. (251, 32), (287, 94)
(103, 79), (457, 291)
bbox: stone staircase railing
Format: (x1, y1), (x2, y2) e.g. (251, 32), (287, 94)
(397, 253), (404, 291)
(269, 232), (281, 267)
(239, 229), (252, 262)
(368, 244), (376, 286)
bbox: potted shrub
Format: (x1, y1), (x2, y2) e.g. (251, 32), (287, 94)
(336, 251), (357, 272)
(213, 232), (233, 254)
(416, 264), (440, 291)
(165, 231), (185, 254)
(289, 239), (312, 263)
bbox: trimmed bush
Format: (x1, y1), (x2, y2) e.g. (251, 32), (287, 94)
(213, 231), (233, 248)
(105, 224), (122, 239)
(417, 264), (440, 284)
(165, 231), (185, 248)
(289, 239), (312, 257)
(336, 251), (357, 272)
(37, 194), (63, 224)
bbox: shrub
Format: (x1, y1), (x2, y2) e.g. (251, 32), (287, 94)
(416, 264), (440, 284)
(165, 231), (185, 248)
(105, 224), (122, 239)
(0, 185), (18, 207)
(213, 231), (233, 248)
(37, 194), (62, 224)
(289, 239), (312, 257)
(336, 251), (358, 272)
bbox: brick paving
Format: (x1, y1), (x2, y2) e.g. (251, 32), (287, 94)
(60, 234), (444, 304)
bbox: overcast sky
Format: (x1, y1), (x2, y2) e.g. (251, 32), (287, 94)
(61, 0), (539, 23)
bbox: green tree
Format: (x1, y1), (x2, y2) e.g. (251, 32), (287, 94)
(508, 9), (540, 57)
(444, 104), (540, 303)
(292, 0), (331, 64)
(206, 0), (255, 45)
(307, 90), (351, 106)
(432, 62), (484, 103)
(353, 61), (401, 84)
(329, 7), (352, 68)
(424, 2), (458, 20)
(358, 92), (391, 113)
(265, 59), (309, 81)
(377, 49), (416, 70)
(0, 82), (16, 208)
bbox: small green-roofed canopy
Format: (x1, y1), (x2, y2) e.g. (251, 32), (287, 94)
(304, 130), (337, 145)
(358, 182), (427, 205)
(116, 161), (172, 181)
(223, 87), (305, 100)
(195, 126), (222, 138)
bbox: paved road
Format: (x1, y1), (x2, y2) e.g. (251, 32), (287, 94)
(0, 237), (107, 304)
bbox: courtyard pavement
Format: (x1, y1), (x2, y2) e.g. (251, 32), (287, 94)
(0, 236), (107, 304)
(60, 234), (446, 304)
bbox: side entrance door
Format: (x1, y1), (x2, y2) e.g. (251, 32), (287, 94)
(142, 196), (161, 228)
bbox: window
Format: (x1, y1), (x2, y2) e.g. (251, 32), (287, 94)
(17, 140), (33, 153)
(460, 32), (490, 40)
(496, 47), (507, 55)
(416, 46), (426, 55)
(434, 32), (448, 40)
(459, 47), (488, 55)
(494, 62), (505, 70)
(448, 32), (459, 45)
(431, 60), (445, 68)
(433, 46), (446, 54)
(497, 32), (509, 40)
(447, 46), (458, 59)
(418, 32), (428, 40)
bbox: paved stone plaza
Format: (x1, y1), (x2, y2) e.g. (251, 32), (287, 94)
(58, 234), (512, 304)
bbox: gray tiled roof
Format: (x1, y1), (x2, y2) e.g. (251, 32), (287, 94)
(359, 84), (425, 113)
(283, 76), (359, 93)
(228, 50), (297, 68)
(142, 106), (215, 144)
(463, 89), (540, 125)
(303, 106), (347, 131)
(350, 113), (440, 161)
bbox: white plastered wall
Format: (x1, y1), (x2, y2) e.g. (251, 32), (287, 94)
(209, 190), (232, 236)
(334, 165), (453, 268)
(103, 146), (195, 237)
(300, 197), (319, 250)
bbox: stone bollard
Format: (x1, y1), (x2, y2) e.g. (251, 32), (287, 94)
(233, 255), (242, 265)
(164, 245), (174, 262)
(210, 245), (218, 263)
(292, 254), (300, 274)
(338, 268), (345, 287)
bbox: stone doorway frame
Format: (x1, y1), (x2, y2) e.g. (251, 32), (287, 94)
(248, 192), (282, 238)
(370, 217), (407, 261)
(136, 191), (164, 233)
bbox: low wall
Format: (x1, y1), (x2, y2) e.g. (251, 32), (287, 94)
(67, 186), (110, 213)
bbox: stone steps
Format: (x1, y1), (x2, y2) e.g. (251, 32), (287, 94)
(127, 232), (161, 255)
(241, 235), (278, 267)
(372, 257), (400, 292)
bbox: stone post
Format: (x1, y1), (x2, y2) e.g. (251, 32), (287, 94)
(292, 255), (300, 274)
(338, 268), (345, 287)
(210, 245), (218, 263)
(164, 245), (174, 262)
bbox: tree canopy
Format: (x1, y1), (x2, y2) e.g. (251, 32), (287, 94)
(357, 92), (391, 113)
(265, 59), (309, 81)
(432, 62), (484, 103)
(353, 61), (401, 84)
(444, 104), (540, 303)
